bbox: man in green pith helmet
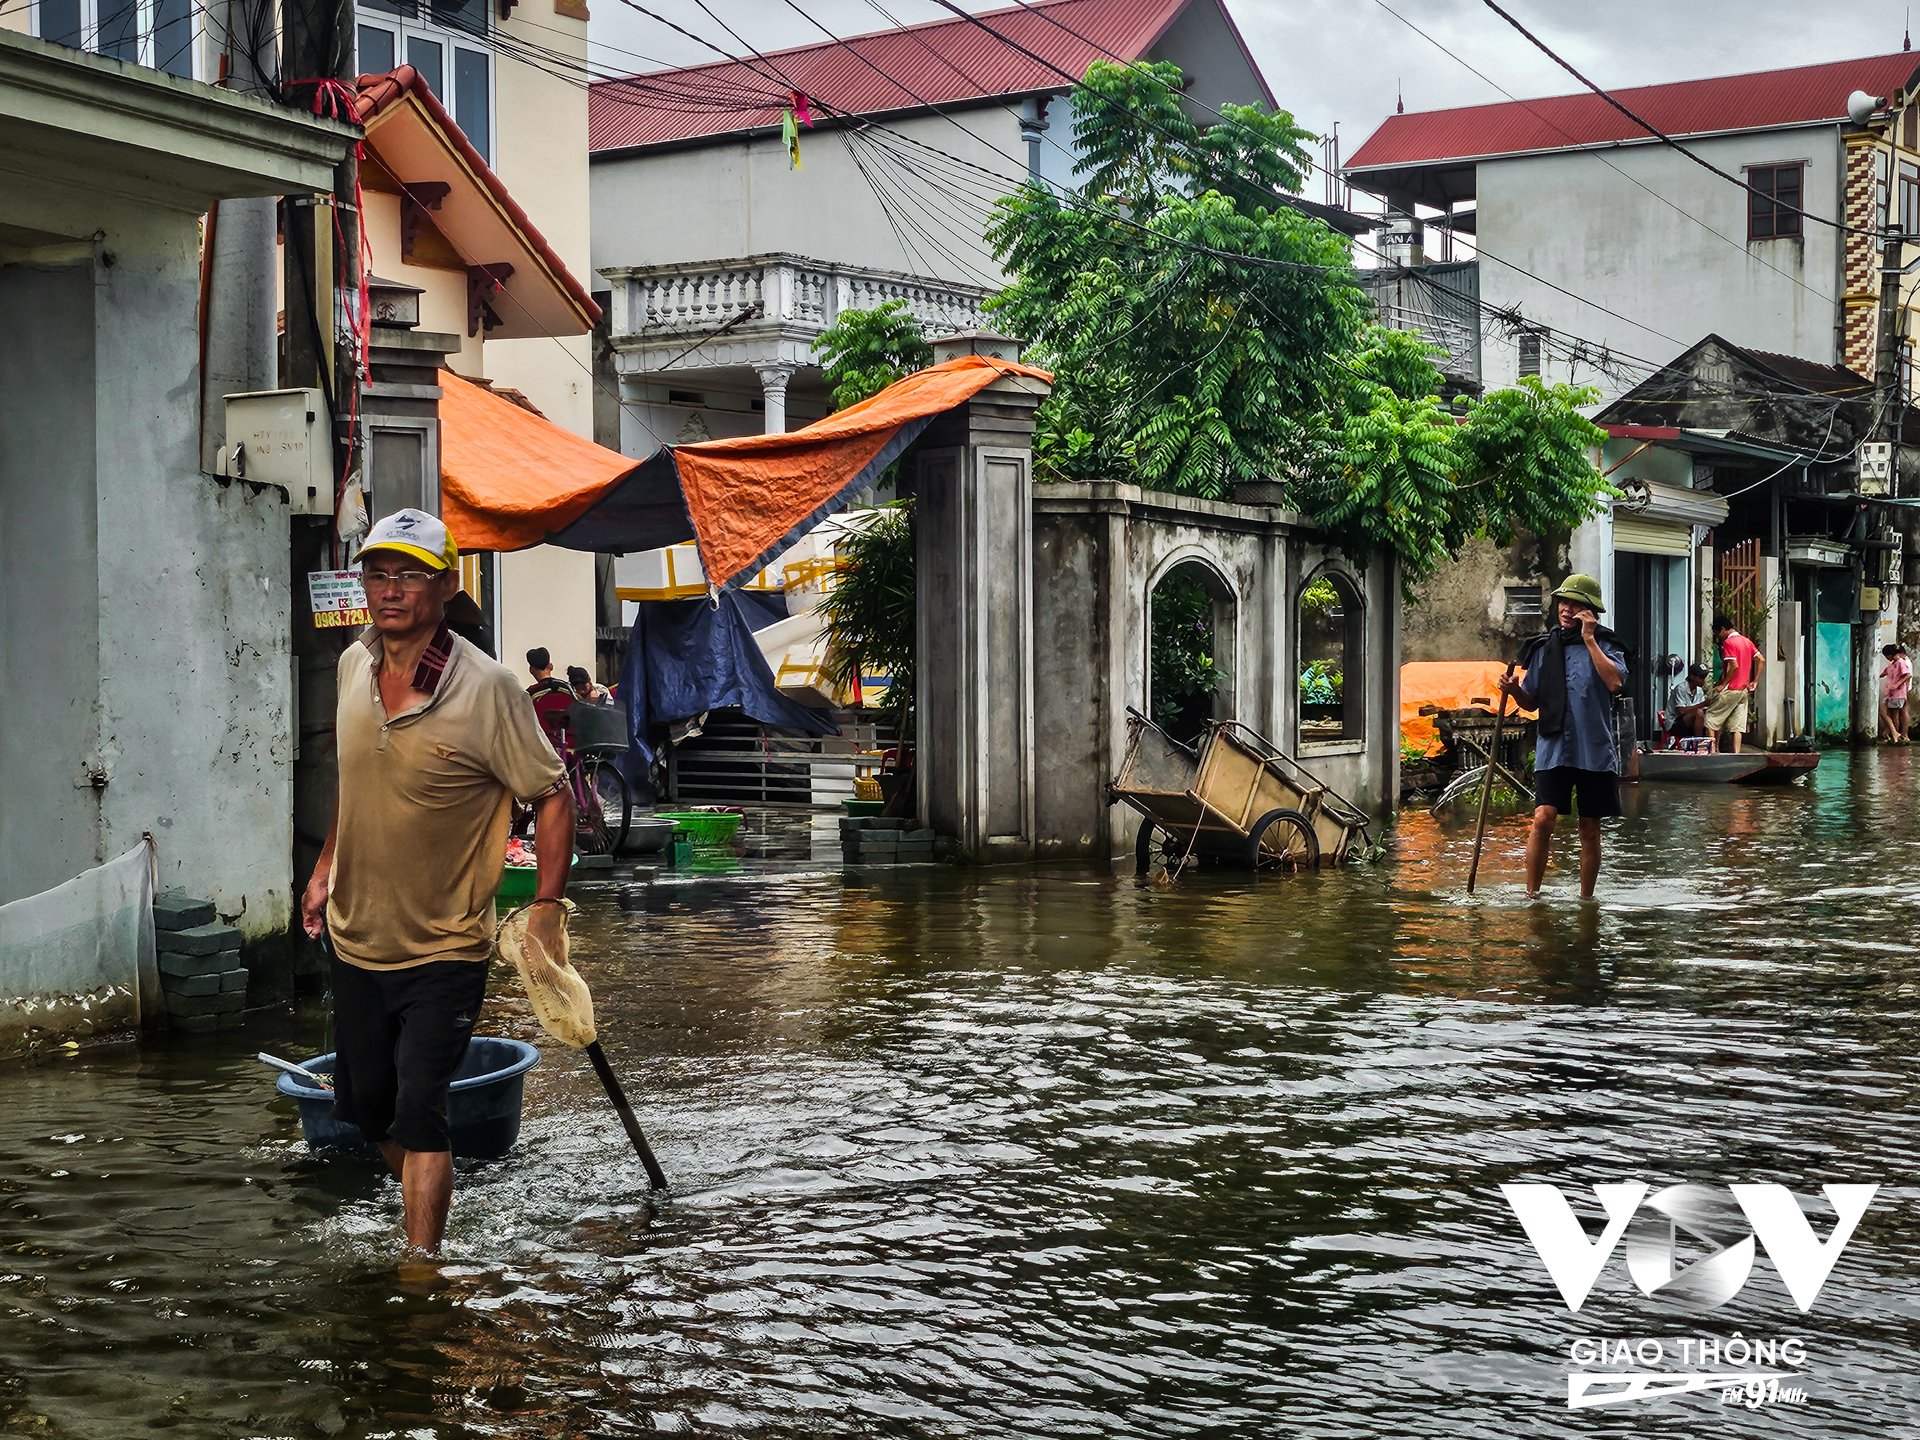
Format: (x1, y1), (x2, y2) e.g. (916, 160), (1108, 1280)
(1497, 574), (1627, 899)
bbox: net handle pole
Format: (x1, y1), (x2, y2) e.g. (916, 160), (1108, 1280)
(1466, 666), (1515, 896)
(584, 1040), (669, 1190)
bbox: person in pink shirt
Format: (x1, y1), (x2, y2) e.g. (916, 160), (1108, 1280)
(1880, 643), (1912, 744)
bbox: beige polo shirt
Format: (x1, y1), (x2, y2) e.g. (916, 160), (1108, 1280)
(327, 624), (565, 969)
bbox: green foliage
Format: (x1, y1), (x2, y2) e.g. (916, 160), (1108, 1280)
(1149, 571), (1224, 729)
(1299, 659), (1341, 705)
(985, 60), (1615, 591)
(811, 301), (934, 411)
(1300, 576), (1341, 614)
(817, 502), (916, 729)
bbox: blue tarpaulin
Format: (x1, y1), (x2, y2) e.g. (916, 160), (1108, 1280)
(616, 591), (836, 778)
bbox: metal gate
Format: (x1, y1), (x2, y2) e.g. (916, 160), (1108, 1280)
(665, 709), (898, 808)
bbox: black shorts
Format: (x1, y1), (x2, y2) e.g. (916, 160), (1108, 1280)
(1533, 765), (1622, 819)
(330, 956), (488, 1153)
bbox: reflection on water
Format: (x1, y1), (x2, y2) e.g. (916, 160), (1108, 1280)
(4, 752), (1920, 1436)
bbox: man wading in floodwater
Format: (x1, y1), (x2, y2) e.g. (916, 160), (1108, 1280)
(1498, 575), (1627, 900)
(301, 509), (573, 1252)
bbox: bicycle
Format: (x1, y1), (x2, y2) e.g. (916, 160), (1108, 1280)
(517, 699), (632, 856)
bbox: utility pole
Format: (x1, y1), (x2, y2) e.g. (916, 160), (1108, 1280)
(280, 0), (360, 980)
(1866, 165), (1906, 742)
(200, 0), (280, 473)
(280, 0), (358, 413)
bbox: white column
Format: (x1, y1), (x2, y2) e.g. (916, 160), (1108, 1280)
(757, 362), (798, 434)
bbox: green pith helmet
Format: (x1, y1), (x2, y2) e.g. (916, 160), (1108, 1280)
(1549, 574), (1606, 614)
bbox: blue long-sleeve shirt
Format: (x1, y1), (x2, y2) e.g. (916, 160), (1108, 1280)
(1518, 635), (1628, 774)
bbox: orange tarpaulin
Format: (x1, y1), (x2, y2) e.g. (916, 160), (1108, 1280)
(439, 369), (637, 551)
(673, 356), (1049, 588)
(1400, 660), (1536, 758)
(437, 355), (1052, 590)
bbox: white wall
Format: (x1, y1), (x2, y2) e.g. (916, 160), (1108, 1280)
(1, 180), (292, 935)
(499, 544), (599, 685)
(477, 16), (600, 676)
(591, 104), (1029, 288)
(1475, 125), (1845, 399)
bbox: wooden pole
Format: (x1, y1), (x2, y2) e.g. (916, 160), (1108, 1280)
(1466, 668), (1514, 896)
(584, 1040), (669, 1190)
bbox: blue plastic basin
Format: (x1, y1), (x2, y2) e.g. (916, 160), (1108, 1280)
(274, 1036), (540, 1160)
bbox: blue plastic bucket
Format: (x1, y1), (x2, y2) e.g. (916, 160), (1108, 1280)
(274, 1036), (540, 1160)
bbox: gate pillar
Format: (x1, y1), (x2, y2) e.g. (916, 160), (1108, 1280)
(911, 371), (1050, 861)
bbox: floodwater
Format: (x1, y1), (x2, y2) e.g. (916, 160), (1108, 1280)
(5, 753), (1920, 1438)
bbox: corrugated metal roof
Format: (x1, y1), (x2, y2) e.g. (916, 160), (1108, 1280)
(589, 0), (1193, 151)
(1346, 52), (1920, 173)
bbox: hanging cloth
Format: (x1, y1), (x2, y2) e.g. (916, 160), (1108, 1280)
(782, 107), (802, 170)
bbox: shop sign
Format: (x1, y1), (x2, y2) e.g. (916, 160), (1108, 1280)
(308, 570), (370, 629)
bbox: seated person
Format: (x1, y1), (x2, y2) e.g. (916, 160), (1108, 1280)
(1669, 664), (1709, 739)
(567, 664), (614, 706)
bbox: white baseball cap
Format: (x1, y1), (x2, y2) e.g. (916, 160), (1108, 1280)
(361, 508), (457, 571)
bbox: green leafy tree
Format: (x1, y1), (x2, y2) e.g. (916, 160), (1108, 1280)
(811, 301), (934, 411)
(817, 501), (916, 731)
(986, 61), (1613, 590)
(1149, 570), (1225, 736)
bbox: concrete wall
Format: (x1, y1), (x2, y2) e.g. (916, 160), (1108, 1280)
(1033, 483), (1398, 863)
(1147, 0), (1274, 116)
(1, 182), (293, 936)
(0, 261), (101, 903)
(1401, 531), (1568, 665)
(1475, 126), (1845, 401)
(470, 14), (599, 696)
(498, 544), (598, 684)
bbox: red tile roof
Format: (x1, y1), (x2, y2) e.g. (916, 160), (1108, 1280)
(1346, 52), (1920, 173)
(589, 0), (1245, 152)
(356, 67), (600, 328)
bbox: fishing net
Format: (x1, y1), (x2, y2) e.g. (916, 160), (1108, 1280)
(495, 899), (596, 1049)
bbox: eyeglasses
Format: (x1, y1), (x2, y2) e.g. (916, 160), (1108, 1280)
(360, 569), (442, 590)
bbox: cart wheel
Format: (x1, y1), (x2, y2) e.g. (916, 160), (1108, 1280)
(1134, 820), (1182, 875)
(1245, 808), (1320, 873)
(1135, 820), (1162, 875)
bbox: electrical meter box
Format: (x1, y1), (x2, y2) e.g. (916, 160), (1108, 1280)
(223, 389), (333, 514)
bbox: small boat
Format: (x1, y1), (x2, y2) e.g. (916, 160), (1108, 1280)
(1634, 750), (1820, 785)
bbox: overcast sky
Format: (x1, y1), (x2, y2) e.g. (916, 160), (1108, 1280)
(587, 0), (1918, 165)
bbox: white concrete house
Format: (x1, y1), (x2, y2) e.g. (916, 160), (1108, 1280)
(1343, 51), (1920, 401)
(586, 0), (1307, 455)
(0, 30), (352, 932)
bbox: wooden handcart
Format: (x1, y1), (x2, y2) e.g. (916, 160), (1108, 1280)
(1113, 710), (1372, 874)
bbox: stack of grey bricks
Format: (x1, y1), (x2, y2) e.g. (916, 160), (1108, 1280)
(153, 892), (248, 1031)
(839, 816), (935, 865)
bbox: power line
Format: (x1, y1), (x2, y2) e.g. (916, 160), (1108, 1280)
(587, 0), (1857, 413)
